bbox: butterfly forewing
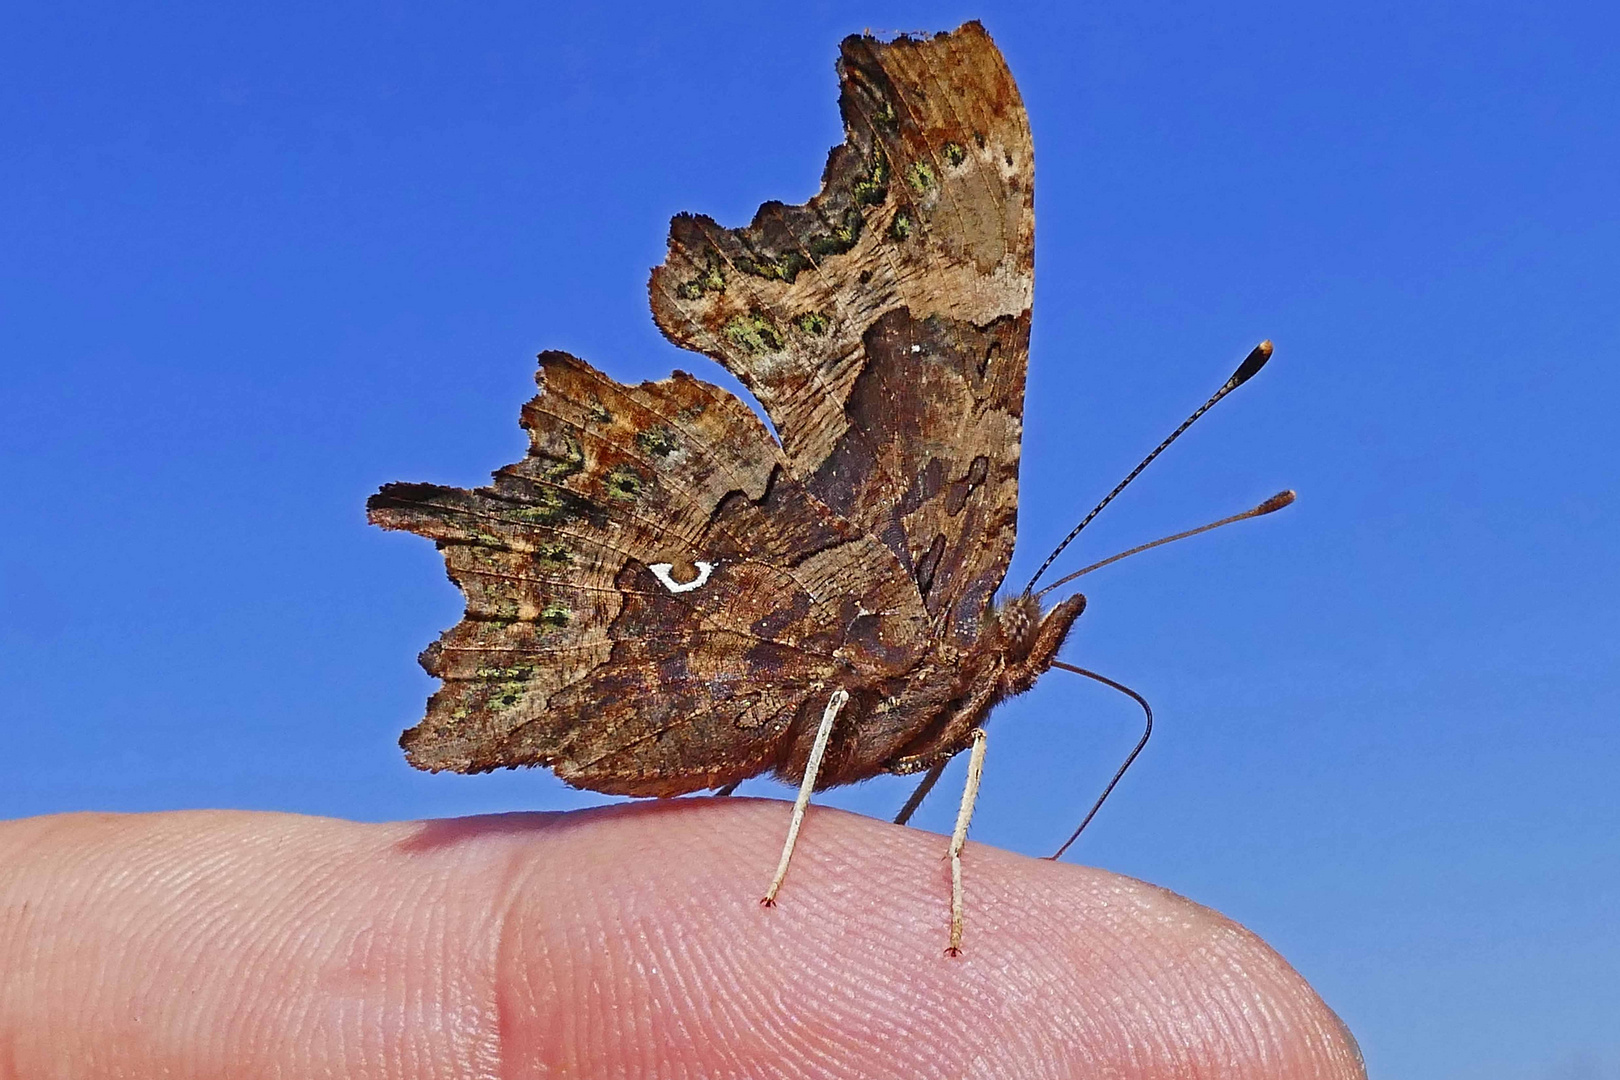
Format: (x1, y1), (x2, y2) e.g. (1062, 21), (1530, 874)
(649, 23), (1033, 648)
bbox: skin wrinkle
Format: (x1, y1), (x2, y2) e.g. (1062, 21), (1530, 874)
(639, 899), (690, 1067)
(114, 830), (251, 1068)
(274, 878), (348, 1064)
(1040, 869), (1256, 1076)
(655, 931), (716, 1080)
(77, 823), (178, 1065)
(997, 867), (1114, 1075)
(427, 827), (506, 1080)
(1039, 896), (1147, 1065)
(384, 881), (429, 1071)
(1240, 967), (1306, 1073)
(254, 854), (365, 1072)
(1166, 944), (1231, 1068)
(1168, 959), (1244, 1074)
(1234, 964), (1285, 1070)
(667, 912), (749, 1056)
(361, 880), (419, 1074)
(233, 836), (322, 1070)
(499, 839), (573, 1078)
(1185, 983), (1246, 1076)
(815, 844), (1005, 1074)
(673, 926), (771, 1079)
(487, 815), (556, 1079)
(645, 923), (704, 1076)
(775, 868), (951, 1066)
(694, 857), (877, 1076)
(421, 877), (471, 1078)
(794, 963), (911, 1077)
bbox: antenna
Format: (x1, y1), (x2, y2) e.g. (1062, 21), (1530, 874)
(1035, 490), (1296, 600)
(1023, 340), (1275, 594)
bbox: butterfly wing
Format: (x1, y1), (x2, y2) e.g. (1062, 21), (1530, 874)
(372, 23), (1034, 795)
(369, 351), (929, 795)
(648, 22), (1034, 649)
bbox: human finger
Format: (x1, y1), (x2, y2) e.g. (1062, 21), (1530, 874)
(0, 801), (1362, 1078)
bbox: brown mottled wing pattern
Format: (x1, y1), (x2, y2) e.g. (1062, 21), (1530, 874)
(648, 22), (1033, 650)
(371, 22), (1034, 796)
(370, 352), (929, 795)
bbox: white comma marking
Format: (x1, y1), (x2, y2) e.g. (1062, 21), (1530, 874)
(649, 561), (714, 594)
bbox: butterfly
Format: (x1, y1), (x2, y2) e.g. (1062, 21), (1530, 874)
(368, 21), (1284, 952)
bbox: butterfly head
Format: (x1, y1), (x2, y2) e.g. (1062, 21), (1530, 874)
(992, 591), (1088, 696)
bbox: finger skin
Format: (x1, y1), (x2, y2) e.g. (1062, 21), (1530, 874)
(0, 801), (1363, 1079)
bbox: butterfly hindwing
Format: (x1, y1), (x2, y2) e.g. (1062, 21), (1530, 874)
(369, 351), (930, 793)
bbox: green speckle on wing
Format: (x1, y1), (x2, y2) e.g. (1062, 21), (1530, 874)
(476, 664), (534, 680)
(510, 487), (570, 525)
(942, 142), (966, 167)
(636, 426), (680, 458)
(889, 211), (913, 241)
(482, 597), (520, 620)
(539, 602), (572, 628)
(793, 311), (830, 336)
(536, 433), (584, 480)
(476, 663), (534, 710)
(605, 465), (644, 502)
(808, 206), (863, 257)
(677, 258), (726, 300)
(722, 312), (784, 354)
(535, 543), (571, 565)
(904, 161), (935, 193)
(852, 152), (890, 207)
(873, 98), (898, 134)
(509, 486), (602, 528)
(737, 249), (812, 284)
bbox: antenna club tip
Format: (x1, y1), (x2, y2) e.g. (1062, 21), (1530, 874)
(1256, 489), (1297, 514)
(1229, 339), (1275, 387)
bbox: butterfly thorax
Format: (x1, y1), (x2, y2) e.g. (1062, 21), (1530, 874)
(794, 591), (1087, 788)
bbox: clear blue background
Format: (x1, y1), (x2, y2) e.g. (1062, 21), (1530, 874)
(4, 2), (1616, 1074)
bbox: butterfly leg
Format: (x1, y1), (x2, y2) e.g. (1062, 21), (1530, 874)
(893, 759), (948, 825)
(761, 688), (849, 907)
(945, 727), (989, 956)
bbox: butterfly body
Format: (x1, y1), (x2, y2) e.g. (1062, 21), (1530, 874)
(369, 22), (1074, 800)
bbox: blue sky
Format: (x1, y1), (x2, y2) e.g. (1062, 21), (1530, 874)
(3, 2), (1616, 1074)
